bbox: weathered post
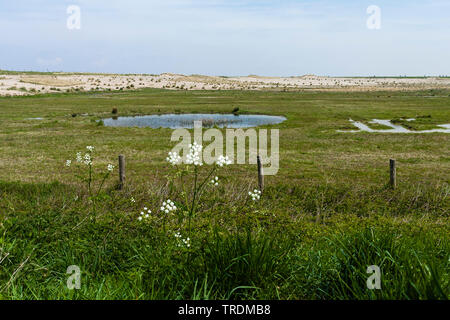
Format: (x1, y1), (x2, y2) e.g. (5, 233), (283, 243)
(119, 155), (125, 190)
(390, 159), (396, 189)
(257, 155), (264, 193)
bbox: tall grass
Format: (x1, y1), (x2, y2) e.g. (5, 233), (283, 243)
(201, 230), (290, 299)
(0, 180), (448, 300)
(325, 228), (448, 299)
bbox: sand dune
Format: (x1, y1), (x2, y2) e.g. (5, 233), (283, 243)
(1, 73), (449, 96)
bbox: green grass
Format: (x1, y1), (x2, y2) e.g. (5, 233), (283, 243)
(0, 88), (448, 300)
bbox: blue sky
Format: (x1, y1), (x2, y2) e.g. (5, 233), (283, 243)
(1, 0), (449, 76)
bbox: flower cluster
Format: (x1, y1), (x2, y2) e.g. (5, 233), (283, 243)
(69, 146), (94, 167)
(175, 232), (191, 248)
(67, 146), (115, 172)
(248, 189), (262, 201)
(160, 199), (177, 214)
(138, 207), (152, 221)
(186, 142), (203, 166)
(166, 151), (182, 166)
(216, 155), (232, 167)
(83, 153), (92, 166)
(210, 176), (219, 186)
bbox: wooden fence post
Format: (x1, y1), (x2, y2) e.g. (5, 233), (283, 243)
(119, 155), (125, 190)
(257, 155), (264, 193)
(390, 159), (396, 189)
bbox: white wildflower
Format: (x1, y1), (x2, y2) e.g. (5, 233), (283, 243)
(161, 199), (177, 214)
(65, 160), (72, 167)
(249, 189), (262, 201)
(138, 207), (151, 221)
(210, 176), (219, 186)
(83, 153), (92, 165)
(130, 197), (135, 203)
(216, 155), (232, 167)
(86, 146), (94, 152)
(182, 237), (191, 248)
(186, 142), (203, 166)
(175, 232), (191, 248)
(76, 152), (82, 163)
(107, 164), (115, 172)
(166, 151), (182, 166)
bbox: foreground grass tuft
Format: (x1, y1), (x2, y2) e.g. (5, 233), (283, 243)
(0, 180), (448, 300)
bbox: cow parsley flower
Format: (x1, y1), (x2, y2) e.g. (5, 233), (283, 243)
(186, 142), (203, 166)
(249, 189), (262, 201)
(182, 237), (191, 248)
(86, 146), (94, 152)
(83, 153), (92, 165)
(175, 232), (190, 248)
(138, 207), (151, 221)
(210, 176), (219, 186)
(76, 152), (82, 163)
(161, 199), (177, 214)
(216, 155), (232, 167)
(166, 151), (181, 166)
(65, 160), (72, 167)
(107, 164), (115, 172)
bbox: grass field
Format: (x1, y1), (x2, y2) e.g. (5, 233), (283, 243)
(0, 88), (448, 299)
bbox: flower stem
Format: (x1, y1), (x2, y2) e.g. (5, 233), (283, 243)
(188, 166), (199, 237)
(88, 164), (92, 196)
(96, 172), (110, 197)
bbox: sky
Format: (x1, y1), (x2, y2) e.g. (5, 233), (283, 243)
(1, 0), (449, 76)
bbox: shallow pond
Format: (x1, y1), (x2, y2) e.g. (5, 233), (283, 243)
(103, 114), (286, 129)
